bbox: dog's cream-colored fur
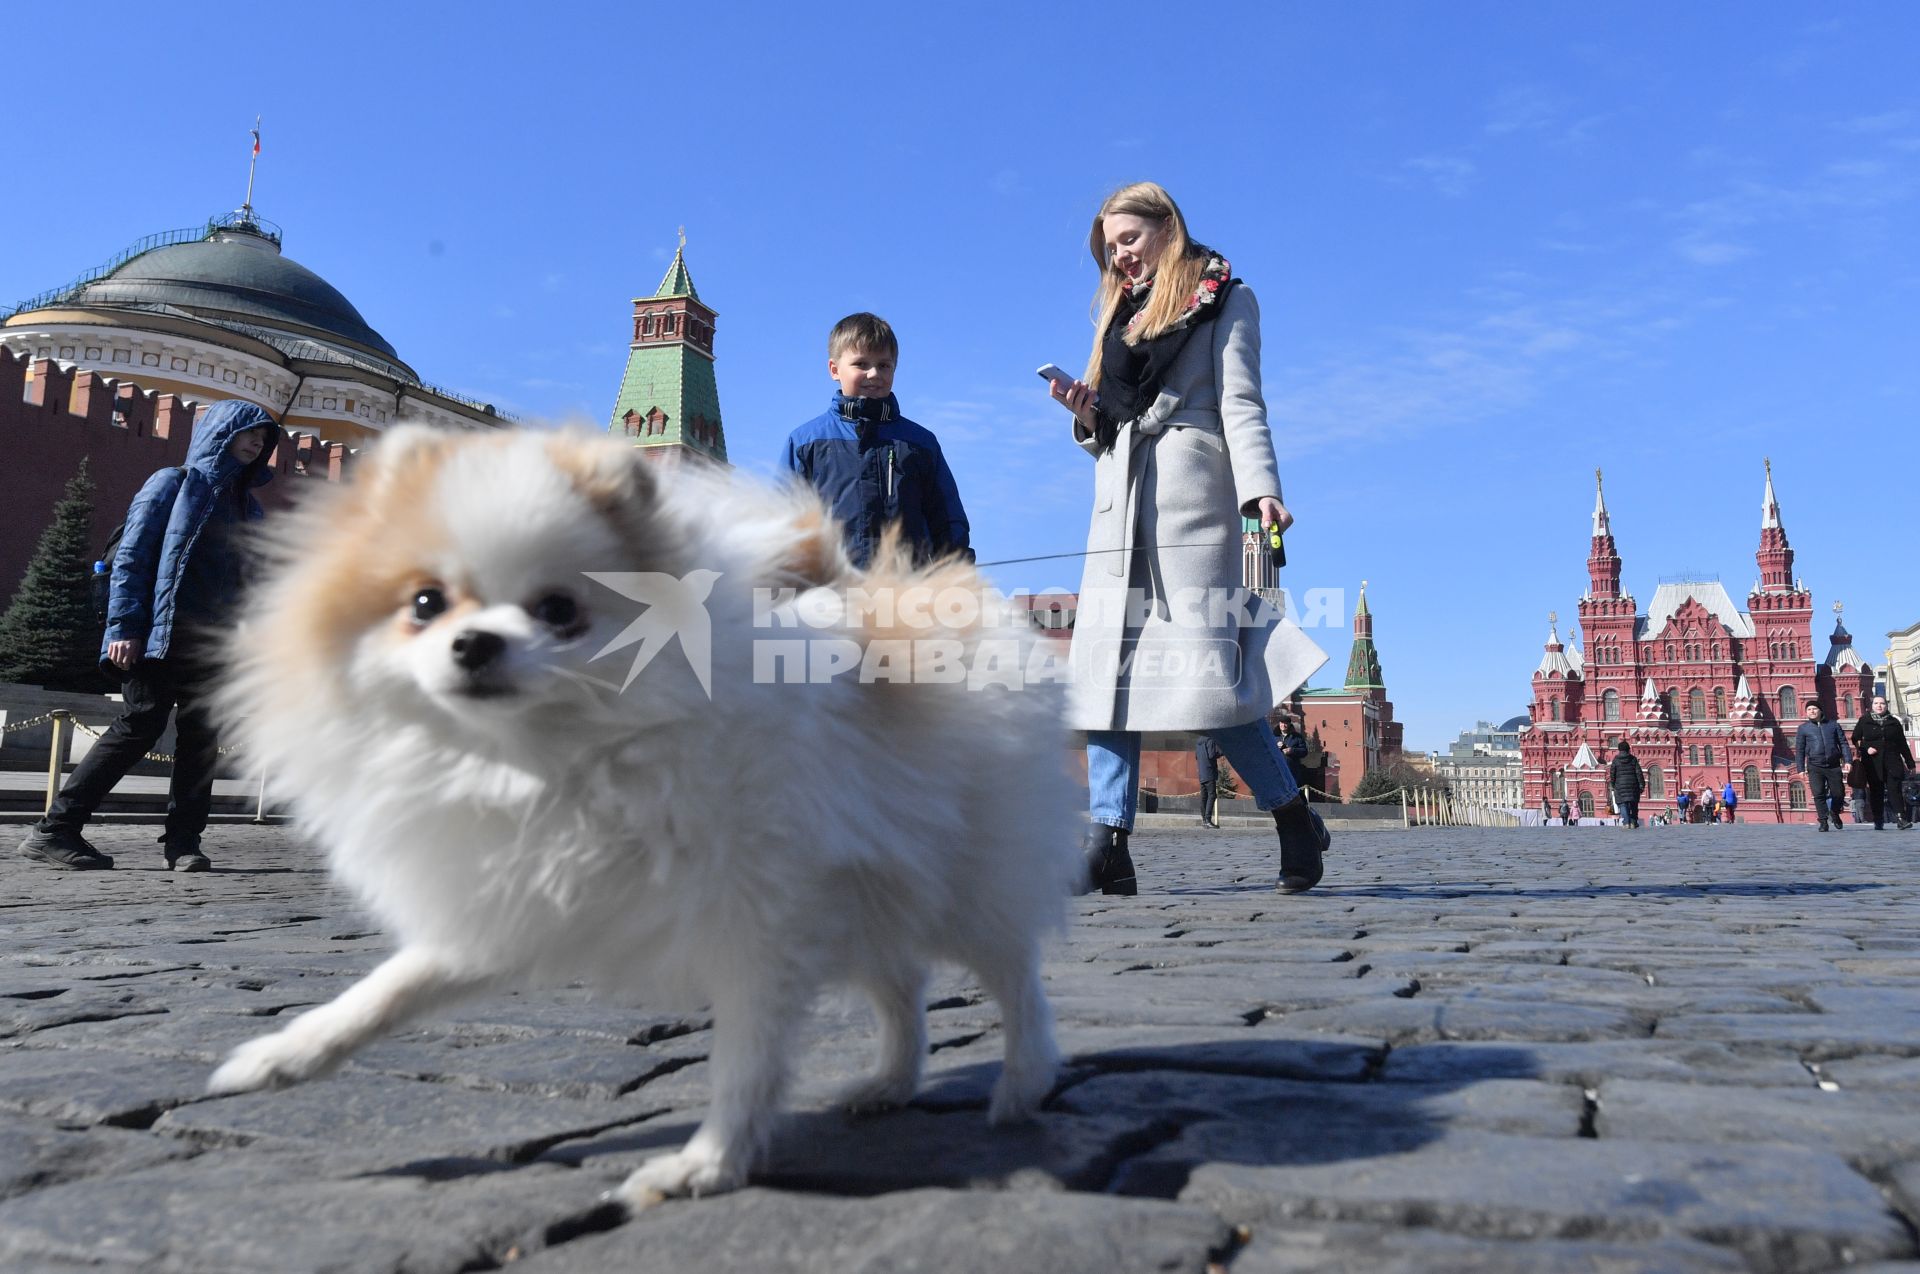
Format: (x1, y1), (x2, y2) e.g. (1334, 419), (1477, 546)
(206, 429), (1079, 1205)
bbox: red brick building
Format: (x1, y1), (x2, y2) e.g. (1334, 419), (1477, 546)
(0, 347), (351, 606)
(1521, 466), (1873, 823)
(1283, 583), (1403, 798)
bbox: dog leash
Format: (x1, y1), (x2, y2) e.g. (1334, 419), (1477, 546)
(977, 535), (1286, 570)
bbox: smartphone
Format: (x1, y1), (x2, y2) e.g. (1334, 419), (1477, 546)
(1037, 364), (1096, 401)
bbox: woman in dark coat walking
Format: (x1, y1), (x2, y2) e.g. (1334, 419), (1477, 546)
(1608, 740), (1645, 828)
(1852, 696), (1915, 830)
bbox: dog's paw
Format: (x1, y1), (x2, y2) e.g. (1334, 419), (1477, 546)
(987, 1059), (1054, 1126)
(207, 1028), (337, 1095)
(615, 1145), (743, 1209)
(838, 1072), (919, 1115)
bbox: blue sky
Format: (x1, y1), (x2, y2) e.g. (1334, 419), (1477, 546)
(5, 2), (1914, 750)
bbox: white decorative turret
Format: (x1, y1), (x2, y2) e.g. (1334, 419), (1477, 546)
(1535, 613), (1582, 679)
(1730, 674), (1763, 724)
(1637, 676), (1667, 724)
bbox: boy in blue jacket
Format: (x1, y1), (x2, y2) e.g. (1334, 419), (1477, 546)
(18, 400), (280, 872)
(781, 313), (971, 568)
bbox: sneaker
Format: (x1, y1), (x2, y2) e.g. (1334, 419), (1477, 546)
(18, 827), (113, 870)
(1817, 822), (1829, 832)
(164, 845), (213, 872)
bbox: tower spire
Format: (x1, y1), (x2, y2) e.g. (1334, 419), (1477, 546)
(1755, 457), (1795, 592)
(1344, 581), (1384, 689)
(609, 231), (726, 465)
(1586, 466), (1622, 599)
(1592, 467), (1609, 535)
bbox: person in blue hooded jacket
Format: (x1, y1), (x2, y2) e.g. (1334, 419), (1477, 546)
(781, 312), (971, 568)
(18, 400), (280, 872)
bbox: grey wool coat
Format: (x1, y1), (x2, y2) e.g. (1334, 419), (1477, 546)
(1066, 283), (1326, 732)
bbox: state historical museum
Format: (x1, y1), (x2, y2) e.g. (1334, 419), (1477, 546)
(1521, 464), (1874, 824)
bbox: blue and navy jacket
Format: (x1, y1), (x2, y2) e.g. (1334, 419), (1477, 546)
(781, 392), (971, 568)
(104, 399), (280, 666)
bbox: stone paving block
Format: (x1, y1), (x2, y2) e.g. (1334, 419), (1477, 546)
(1653, 1011), (1920, 1059)
(0, 1152), (605, 1273)
(0, 1046), (216, 1126)
(1180, 1130), (1910, 1273)
(0, 1113), (194, 1201)
(507, 1185), (1232, 1274)
(1056, 1071), (1581, 1195)
(0, 986), (168, 1040)
(548, 1105), (1159, 1195)
(155, 1073), (656, 1162)
(348, 1032), (705, 1101)
(1595, 1078), (1920, 1171)
(1821, 1056), (1920, 1090)
(1269, 994), (1649, 1045)
(1228, 1222), (1749, 1272)
(1382, 1039), (1813, 1088)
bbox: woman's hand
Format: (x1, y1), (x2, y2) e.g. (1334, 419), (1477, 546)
(106, 639), (137, 671)
(1049, 377), (1100, 435)
(1257, 497), (1293, 535)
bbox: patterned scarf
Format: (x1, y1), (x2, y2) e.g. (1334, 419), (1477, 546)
(1094, 249), (1235, 447)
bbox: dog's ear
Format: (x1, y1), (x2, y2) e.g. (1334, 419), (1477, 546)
(545, 433), (657, 517)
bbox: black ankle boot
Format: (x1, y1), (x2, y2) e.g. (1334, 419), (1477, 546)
(1271, 794), (1330, 894)
(1079, 824), (1137, 896)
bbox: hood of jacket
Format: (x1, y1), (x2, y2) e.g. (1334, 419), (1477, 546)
(186, 399), (281, 491)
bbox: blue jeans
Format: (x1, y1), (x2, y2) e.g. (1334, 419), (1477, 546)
(1088, 721), (1301, 831)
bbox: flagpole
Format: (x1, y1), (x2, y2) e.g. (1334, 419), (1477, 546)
(242, 116), (261, 221)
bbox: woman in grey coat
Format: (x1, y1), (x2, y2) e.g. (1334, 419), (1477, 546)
(1050, 182), (1330, 896)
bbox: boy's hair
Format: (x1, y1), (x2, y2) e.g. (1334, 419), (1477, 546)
(828, 312), (898, 360)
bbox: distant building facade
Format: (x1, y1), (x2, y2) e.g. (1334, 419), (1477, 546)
(1429, 717), (1526, 810)
(1520, 465), (1873, 823)
(2, 210), (506, 447)
(1882, 619), (1919, 734)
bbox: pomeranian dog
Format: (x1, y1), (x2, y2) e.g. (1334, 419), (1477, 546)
(207, 428), (1079, 1205)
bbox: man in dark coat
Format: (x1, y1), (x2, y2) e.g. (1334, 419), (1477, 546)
(1795, 701), (1852, 831)
(1607, 740), (1645, 828)
(1852, 696), (1915, 830)
(1194, 734), (1223, 828)
(1276, 719), (1310, 792)
(17, 401), (280, 872)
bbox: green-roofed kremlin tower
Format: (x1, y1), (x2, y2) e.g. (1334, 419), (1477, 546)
(1345, 580), (1386, 690)
(609, 233), (728, 466)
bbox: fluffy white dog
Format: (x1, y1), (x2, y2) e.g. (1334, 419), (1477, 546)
(207, 428), (1079, 1205)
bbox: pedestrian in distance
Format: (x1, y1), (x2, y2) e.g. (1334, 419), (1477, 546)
(1721, 779), (1739, 825)
(1277, 717), (1310, 792)
(1194, 734), (1223, 828)
(1608, 739), (1645, 828)
(781, 313), (971, 569)
(1852, 695), (1915, 830)
(1047, 182), (1327, 897)
(1559, 799), (1572, 826)
(17, 401), (280, 872)
(1675, 787), (1692, 825)
(1795, 701), (1852, 831)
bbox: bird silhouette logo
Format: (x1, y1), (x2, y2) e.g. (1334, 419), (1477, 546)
(583, 570), (722, 697)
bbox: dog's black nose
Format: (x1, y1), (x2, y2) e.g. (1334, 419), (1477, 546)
(450, 630), (506, 671)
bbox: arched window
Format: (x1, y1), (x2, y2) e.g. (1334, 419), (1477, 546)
(1743, 766), (1760, 800)
(1688, 744), (1699, 764)
(1689, 689), (1705, 721)
(1550, 697), (1561, 722)
(1665, 643), (1674, 661)
(1579, 791), (1596, 818)
(1665, 690), (1680, 720)
(1603, 689), (1621, 722)
(1712, 642), (1721, 660)
(1789, 640), (1798, 660)
(1789, 782), (1807, 810)
(1844, 693), (1855, 718)
(1704, 745), (1714, 765)
(1714, 687), (1727, 719)
(1779, 685), (1797, 719)
(1552, 771), (1567, 799)
(1647, 765), (1665, 798)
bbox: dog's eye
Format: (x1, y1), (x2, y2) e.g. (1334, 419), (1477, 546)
(412, 588), (448, 625)
(530, 593), (580, 629)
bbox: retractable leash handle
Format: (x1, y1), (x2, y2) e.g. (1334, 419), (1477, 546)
(1267, 523), (1287, 570)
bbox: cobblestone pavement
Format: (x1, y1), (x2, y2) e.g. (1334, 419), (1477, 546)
(5, 822), (1920, 1273)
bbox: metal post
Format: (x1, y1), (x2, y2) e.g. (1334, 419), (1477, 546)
(1400, 788), (1409, 829)
(253, 770), (269, 824)
(45, 711), (68, 814)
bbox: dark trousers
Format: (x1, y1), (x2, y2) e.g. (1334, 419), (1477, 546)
(1199, 780), (1219, 826)
(1617, 797), (1640, 827)
(1865, 771), (1911, 829)
(39, 654), (219, 850)
(1807, 765), (1845, 825)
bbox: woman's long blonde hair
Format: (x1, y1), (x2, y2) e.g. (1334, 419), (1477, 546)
(1083, 182), (1206, 391)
